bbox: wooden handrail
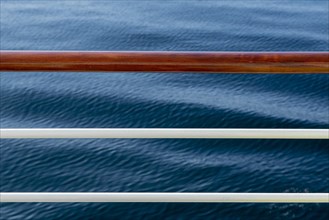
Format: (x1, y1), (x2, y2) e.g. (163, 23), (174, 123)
(0, 51), (328, 73)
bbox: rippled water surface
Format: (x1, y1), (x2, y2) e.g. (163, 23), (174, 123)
(1, 0), (328, 219)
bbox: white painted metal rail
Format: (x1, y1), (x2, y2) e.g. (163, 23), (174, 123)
(1, 193), (328, 203)
(1, 128), (328, 139)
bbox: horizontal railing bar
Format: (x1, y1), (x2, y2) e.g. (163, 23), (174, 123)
(1, 51), (328, 73)
(1, 193), (328, 203)
(1, 129), (328, 139)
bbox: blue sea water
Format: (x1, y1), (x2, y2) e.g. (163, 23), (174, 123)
(0, 0), (328, 219)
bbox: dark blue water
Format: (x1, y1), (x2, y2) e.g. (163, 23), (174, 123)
(1, 0), (328, 219)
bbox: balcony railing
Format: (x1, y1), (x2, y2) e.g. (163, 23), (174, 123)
(0, 51), (328, 203)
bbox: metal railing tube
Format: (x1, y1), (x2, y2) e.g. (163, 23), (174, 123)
(1, 128), (328, 139)
(1, 193), (328, 203)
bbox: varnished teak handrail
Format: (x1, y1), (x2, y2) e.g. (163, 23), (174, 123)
(1, 51), (328, 73)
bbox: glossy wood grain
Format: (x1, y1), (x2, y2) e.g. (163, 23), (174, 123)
(1, 51), (328, 73)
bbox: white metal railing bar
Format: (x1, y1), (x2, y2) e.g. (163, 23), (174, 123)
(1, 193), (328, 203)
(1, 128), (328, 139)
